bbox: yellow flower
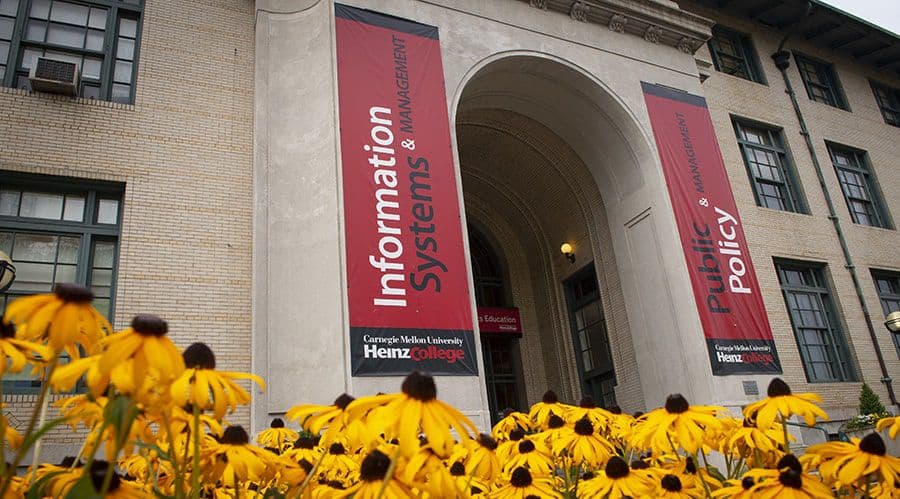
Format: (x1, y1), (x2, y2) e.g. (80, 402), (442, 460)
(528, 390), (569, 429)
(345, 371), (476, 458)
(286, 393), (356, 446)
(711, 477), (758, 499)
(98, 315), (185, 388)
(805, 433), (900, 490)
(334, 449), (414, 498)
(200, 425), (278, 485)
(501, 437), (554, 477)
(3, 412), (22, 450)
(742, 454), (833, 499)
(876, 415), (899, 439)
(565, 396), (614, 430)
(723, 417), (789, 462)
(576, 457), (655, 498)
(742, 378), (828, 430)
(170, 342), (264, 420)
(631, 393), (724, 454)
(490, 467), (561, 498)
(282, 433), (323, 473)
(30, 458), (82, 498)
(3, 283), (110, 357)
(0, 321), (53, 377)
(55, 393), (106, 432)
(551, 416), (614, 468)
(257, 417), (299, 454)
(463, 433), (501, 483)
(491, 410), (533, 441)
(316, 441), (360, 487)
(656, 474), (704, 498)
(403, 445), (459, 496)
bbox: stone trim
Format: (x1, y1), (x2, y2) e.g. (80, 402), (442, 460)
(524, 0), (713, 54)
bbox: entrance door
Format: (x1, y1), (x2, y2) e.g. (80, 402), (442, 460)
(468, 228), (524, 423)
(565, 265), (617, 408)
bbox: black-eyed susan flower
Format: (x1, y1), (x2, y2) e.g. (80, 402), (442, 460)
(631, 393), (723, 454)
(528, 390), (568, 429)
(200, 425), (279, 486)
(656, 474), (703, 498)
(403, 445), (458, 496)
(345, 371), (476, 458)
(286, 393), (355, 446)
(550, 416), (613, 468)
(502, 437), (554, 476)
(566, 396), (614, 430)
(535, 413), (567, 449)
(3, 283), (110, 358)
(576, 456), (654, 498)
(98, 315), (185, 389)
(170, 342), (264, 420)
(742, 454), (833, 499)
(806, 432), (899, 490)
(464, 433), (501, 483)
(492, 409), (533, 441)
(876, 415), (899, 439)
(723, 416), (788, 463)
(496, 427), (527, 463)
(30, 457), (82, 498)
(711, 477), (756, 499)
(0, 321), (52, 378)
(449, 460), (489, 498)
(257, 418), (298, 454)
(317, 441), (360, 487)
(282, 433), (322, 473)
(742, 378), (828, 431)
(86, 460), (151, 498)
(333, 449), (413, 498)
(491, 466), (561, 498)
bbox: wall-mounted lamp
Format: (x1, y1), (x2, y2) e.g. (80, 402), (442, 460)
(560, 243), (575, 264)
(886, 311), (900, 335)
(0, 250), (15, 293)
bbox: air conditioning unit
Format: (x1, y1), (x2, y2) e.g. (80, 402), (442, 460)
(28, 57), (80, 96)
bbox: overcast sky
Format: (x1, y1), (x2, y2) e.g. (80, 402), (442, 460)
(823, 0), (900, 35)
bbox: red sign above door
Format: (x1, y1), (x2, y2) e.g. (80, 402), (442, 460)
(477, 307), (522, 335)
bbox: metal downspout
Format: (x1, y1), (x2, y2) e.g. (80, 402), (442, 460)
(770, 49), (897, 411)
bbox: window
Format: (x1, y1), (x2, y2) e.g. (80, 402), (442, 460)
(733, 119), (805, 213)
(870, 81), (900, 127)
(0, 0), (142, 103)
(0, 172), (123, 392)
(871, 270), (900, 357)
(776, 261), (856, 382)
(565, 265), (616, 408)
(826, 144), (890, 228)
(707, 26), (765, 84)
(794, 53), (848, 110)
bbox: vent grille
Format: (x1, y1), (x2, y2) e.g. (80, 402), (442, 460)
(34, 58), (77, 83)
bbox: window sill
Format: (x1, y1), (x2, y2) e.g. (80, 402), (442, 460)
(0, 86), (135, 111)
(754, 206), (813, 217)
(710, 70), (768, 87)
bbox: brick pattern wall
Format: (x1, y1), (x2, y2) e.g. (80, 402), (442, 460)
(0, 0), (256, 447)
(683, 0), (900, 416)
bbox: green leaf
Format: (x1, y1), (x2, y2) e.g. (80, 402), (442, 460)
(25, 469), (66, 499)
(103, 395), (138, 449)
(261, 488), (286, 499)
(19, 417), (69, 454)
(63, 474), (101, 499)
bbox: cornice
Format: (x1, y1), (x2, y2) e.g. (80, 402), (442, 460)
(524, 0), (714, 54)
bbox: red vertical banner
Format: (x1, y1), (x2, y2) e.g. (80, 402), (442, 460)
(335, 5), (477, 376)
(642, 82), (782, 375)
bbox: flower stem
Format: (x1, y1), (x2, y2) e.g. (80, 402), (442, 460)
(99, 397), (136, 495)
(693, 452), (714, 499)
(294, 446), (326, 497)
(191, 405), (201, 499)
(161, 412), (186, 499)
(780, 415), (791, 454)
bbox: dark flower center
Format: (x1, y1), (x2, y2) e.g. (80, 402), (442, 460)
(633, 411), (644, 419)
(509, 428), (525, 441)
(574, 417), (594, 436)
(334, 393), (355, 410)
(742, 418), (755, 428)
(518, 440), (535, 453)
(59, 456), (78, 467)
(510, 467), (533, 487)
(541, 390), (558, 404)
(298, 459), (313, 473)
(525, 496), (540, 499)
(547, 414), (565, 429)
(359, 449), (391, 481)
(661, 475), (682, 492)
(778, 469), (803, 489)
(859, 433), (886, 456)
(777, 454), (802, 473)
(665, 394), (689, 414)
(294, 435), (319, 449)
(767, 378), (792, 397)
(449, 461), (466, 476)
(630, 459), (649, 470)
(270, 418), (285, 429)
(579, 396), (596, 408)
(328, 443), (346, 455)
(183, 342), (216, 369)
(685, 457), (697, 474)
(581, 471), (595, 480)
(0, 322), (14, 339)
(741, 477), (755, 489)
(221, 426), (249, 445)
(89, 460), (120, 492)
(605, 456), (629, 479)
(477, 433), (498, 450)
(54, 283), (94, 303)
(401, 371), (437, 401)
(131, 314), (168, 337)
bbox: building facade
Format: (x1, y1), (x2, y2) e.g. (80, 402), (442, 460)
(1, 0), (898, 455)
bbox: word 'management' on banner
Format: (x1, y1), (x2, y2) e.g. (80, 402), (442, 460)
(642, 82), (782, 376)
(335, 5), (477, 376)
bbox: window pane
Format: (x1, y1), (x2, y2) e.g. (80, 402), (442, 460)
(0, 17), (13, 39)
(13, 233), (57, 262)
(111, 83), (130, 103)
(88, 7), (106, 29)
(44, 50), (80, 66)
(62, 195), (85, 221)
(97, 199), (118, 224)
(114, 60), (131, 83)
(46, 23), (85, 48)
(12, 262), (54, 292)
(25, 20), (47, 41)
(81, 56), (101, 79)
(30, 0), (51, 19)
(116, 38), (134, 60)
(119, 17), (136, 38)
(55, 263), (76, 283)
(20, 48), (42, 69)
(85, 29), (103, 51)
(0, 232), (11, 253)
(93, 297), (109, 318)
(0, 190), (19, 215)
(58, 236), (79, 263)
(0, 0), (17, 17)
(91, 267), (111, 287)
(50, 1), (89, 26)
(92, 241), (115, 268)
(82, 83), (100, 99)
(19, 192), (64, 219)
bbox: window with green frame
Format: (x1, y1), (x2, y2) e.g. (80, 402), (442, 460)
(733, 118), (806, 213)
(0, 0), (142, 103)
(793, 53), (849, 110)
(871, 270), (900, 358)
(826, 143), (891, 229)
(775, 260), (857, 383)
(0, 172), (123, 392)
(707, 25), (766, 84)
(870, 80), (900, 128)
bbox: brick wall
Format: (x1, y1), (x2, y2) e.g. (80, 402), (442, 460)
(0, 0), (256, 448)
